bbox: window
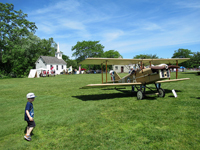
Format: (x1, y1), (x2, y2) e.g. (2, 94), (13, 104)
(115, 66), (118, 70)
(56, 65), (58, 70)
(62, 65), (63, 69)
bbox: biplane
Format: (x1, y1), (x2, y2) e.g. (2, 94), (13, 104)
(79, 58), (190, 100)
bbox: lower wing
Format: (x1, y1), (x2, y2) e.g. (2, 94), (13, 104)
(80, 78), (190, 89)
(80, 82), (142, 89)
(156, 78), (190, 83)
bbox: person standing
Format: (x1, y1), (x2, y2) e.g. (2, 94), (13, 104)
(24, 93), (36, 141)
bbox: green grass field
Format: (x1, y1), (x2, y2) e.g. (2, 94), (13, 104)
(0, 72), (200, 150)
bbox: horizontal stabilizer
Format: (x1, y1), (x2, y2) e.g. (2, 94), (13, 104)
(80, 82), (142, 89)
(156, 78), (190, 83)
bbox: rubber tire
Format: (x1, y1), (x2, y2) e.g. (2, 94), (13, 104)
(137, 90), (144, 100)
(158, 88), (165, 97)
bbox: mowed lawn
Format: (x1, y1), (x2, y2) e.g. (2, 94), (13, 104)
(0, 72), (200, 149)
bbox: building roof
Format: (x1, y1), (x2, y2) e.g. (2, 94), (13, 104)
(36, 56), (67, 65)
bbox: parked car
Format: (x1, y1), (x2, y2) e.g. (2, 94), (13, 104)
(87, 70), (96, 74)
(96, 70), (101, 73)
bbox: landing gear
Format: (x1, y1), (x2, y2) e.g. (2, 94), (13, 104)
(134, 83), (165, 100)
(135, 85), (146, 100)
(137, 90), (144, 100)
(158, 88), (165, 97)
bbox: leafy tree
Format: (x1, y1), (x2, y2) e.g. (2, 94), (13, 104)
(12, 33), (56, 77)
(190, 52), (200, 68)
(72, 40), (104, 63)
(102, 50), (123, 70)
(67, 59), (78, 69)
(62, 54), (78, 69)
(133, 54), (159, 59)
(62, 54), (70, 62)
(1, 30), (56, 77)
(172, 49), (193, 58)
(72, 40), (105, 70)
(0, 3), (37, 76)
(172, 49), (193, 68)
(103, 50), (122, 58)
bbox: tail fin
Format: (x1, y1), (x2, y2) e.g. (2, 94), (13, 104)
(110, 71), (121, 81)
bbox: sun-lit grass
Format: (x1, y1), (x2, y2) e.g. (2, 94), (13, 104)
(0, 72), (200, 149)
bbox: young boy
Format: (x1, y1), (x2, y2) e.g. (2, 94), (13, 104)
(24, 93), (36, 141)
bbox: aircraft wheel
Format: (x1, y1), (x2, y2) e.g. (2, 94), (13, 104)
(137, 90), (144, 100)
(158, 88), (165, 97)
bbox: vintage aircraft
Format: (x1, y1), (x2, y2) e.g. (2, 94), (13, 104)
(79, 58), (190, 100)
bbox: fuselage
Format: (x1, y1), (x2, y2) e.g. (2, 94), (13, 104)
(117, 68), (170, 84)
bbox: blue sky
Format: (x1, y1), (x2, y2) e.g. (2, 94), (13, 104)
(2, 0), (200, 59)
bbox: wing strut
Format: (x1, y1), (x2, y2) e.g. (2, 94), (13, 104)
(140, 61), (143, 73)
(101, 63), (103, 84)
(176, 60), (178, 79)
(106, 60), (107, 83)
(101, 61), (108, 83)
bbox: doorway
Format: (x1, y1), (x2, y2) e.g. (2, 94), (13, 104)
(121, 66), (124, 73)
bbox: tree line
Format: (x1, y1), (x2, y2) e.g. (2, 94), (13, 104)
(133, 49), (200, 68)
(0, 3), (57, 77)
(0, 3), (199, 78)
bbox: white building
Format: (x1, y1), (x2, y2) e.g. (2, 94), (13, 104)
(35, 43), (67, 75)
(112, 63), (141, 73)
(112, 65), (133, 73)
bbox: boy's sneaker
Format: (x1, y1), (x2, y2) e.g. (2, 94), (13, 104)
(24, 134), (31, 141)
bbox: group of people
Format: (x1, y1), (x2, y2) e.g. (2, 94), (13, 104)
(39, 70), (55, 77)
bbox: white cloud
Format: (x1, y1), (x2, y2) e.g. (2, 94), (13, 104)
(23, 0), (200, 58)
(32, 0), (80, 15)
(54, 0), (80, 11)
(176, 1), (200, 9)
(62, 20), (85, 30)
(103, 30), (124, 42)
(142, 22), (163, 31)
(36, 23), (54, 34)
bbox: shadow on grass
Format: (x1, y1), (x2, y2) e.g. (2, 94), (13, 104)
(190, 97), (200, 99)
(73, 91), (135, 101)
(165, 89), (181, 93)
(73, 89), (181, 101)
(168, 96), (175, 97)
(184, 72), (199, 75)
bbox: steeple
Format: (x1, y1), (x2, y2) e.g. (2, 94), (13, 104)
(55, 43), (62, 59)
(57, 42), (60, 52)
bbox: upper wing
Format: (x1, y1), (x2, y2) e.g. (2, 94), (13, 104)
(80, 82), (142, 89)
(156, 78), (190, 83)
(79, 58), (190, 65)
